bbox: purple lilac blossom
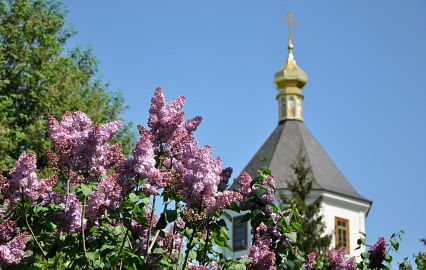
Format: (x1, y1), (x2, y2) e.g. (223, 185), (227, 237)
(0, 233), (29, 265)
(238, 171), (252, 197)
(303, 252), (316, 270)
(52, 192), (83, 233)
(0, 219), (18, 243)
(126, 129), (163, 194)
(328, 249), (357, 270)
(368, 237), (387, 268)
(0, 152), (56, 208)
(87, 173), (123, 222)
(4, 151), (38, 202)
(147, 87), (201, 158)
(48, 111), (122, 182)
(249, 234), (277, 270)
(181, 143), (223, 211)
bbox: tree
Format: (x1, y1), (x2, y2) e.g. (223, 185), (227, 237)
(280, 144), (332, 257)
(0, 0), (134, 174)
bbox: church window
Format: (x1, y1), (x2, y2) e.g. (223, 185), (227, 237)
(232, 216), (248, 251)
(335, 217), (350, 253)
(280, 97), (287, 118)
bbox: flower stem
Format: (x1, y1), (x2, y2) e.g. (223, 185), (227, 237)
(25, 214), (47, 259)
(175, 232), (184, 270)
(182, 228), (197, 270)
(81, 196), (88, 260)
(145, 194), (157, 257)
(202, 223), (211, 265)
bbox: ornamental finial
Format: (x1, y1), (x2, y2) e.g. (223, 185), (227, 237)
(284, 12), (296, 49)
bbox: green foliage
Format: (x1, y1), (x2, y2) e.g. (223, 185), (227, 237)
(279, 144), (332, 257)
(0, 0), (135, 174)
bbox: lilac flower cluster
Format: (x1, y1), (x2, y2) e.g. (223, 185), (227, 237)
(238, 171), (276, 213)
(368, 237), (387, 268)
(0, 152), (56, 213)
(328, 249), (357, 270)
(303, 252), (316, 270)
(87, 173), (123, 222)
(47, 111), (126, 230)
(52, 192), (83, 233)
(129, 87), (242, 214)
(48, 111), (123, 182)
(248, 223), (277, 270)
(0, 219), (29, 265)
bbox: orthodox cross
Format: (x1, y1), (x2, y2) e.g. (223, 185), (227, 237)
(284, 12), (296, 43)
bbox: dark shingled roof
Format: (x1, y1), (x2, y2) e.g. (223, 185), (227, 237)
(239, 120), (371, 203)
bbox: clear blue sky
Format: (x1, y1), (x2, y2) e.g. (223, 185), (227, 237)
(63, 0), (426, 267)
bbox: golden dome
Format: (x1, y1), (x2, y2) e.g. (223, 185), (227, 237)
(274, 40), (308, 91)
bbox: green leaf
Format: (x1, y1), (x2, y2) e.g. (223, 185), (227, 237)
(284, 232), (297, 242)
(129, 193), (139, 203)
(385, 254), (392, 263)
(229, 264), (246, 270)
(189, 249), (197, 260)
(390, 239), (399, 251)
(156, 210), (178, 230)
(52, 187), (65, 194)
(81, 184), (92, 196)
(291, 222), (303, 232)
(361, 252), (370, 259)
(153, 248), (167, 254)
(252, 187), (267, 197)
(285, 259), (295, 269)
(222, 211), (232, 222)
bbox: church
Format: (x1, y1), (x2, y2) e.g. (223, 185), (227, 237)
(224, 14), (372, 258)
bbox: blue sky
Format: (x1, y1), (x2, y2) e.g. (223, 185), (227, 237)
(63, 0), (426, 266)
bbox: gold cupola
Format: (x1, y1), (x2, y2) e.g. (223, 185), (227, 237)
(275, 12), (308, 122)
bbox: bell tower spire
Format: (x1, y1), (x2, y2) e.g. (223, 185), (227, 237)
(274, 12), (308, 122)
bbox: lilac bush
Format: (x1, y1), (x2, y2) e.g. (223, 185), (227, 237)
(0, 87), (415, 269)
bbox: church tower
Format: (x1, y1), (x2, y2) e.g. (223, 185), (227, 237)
(225, 13), (372, 258)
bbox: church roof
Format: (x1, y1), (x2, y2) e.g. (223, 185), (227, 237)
(240, 120), (371, 204)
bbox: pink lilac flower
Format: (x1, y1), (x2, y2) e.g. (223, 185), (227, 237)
(181, 144), (222, 210)
(238, 171), (252, 197)
(126, 129), (164, 194)
(48, 111), (122, 182)
(1, 152), (56, 207)
(37, 176), (58, 205)
(52, 192), (83, 233)
(87, 173), (123, 222)
(175, 219), (186, 229)
(206, 190), (242, 214)
(368, 237), (387, 268)
(0, 233), (29, 265)
(4, 151), (38, 201)
(260, 175), (276, 204)
(328, 249), (357, 270)
(0, 219), (18, 243)
(147, 87), (201, 155)
(303, 252), (316, 270)
(249, 233), (277, 270)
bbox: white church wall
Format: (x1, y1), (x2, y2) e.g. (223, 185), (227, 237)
(322, 192), (370, 258)
(222, 190), (369, 259)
